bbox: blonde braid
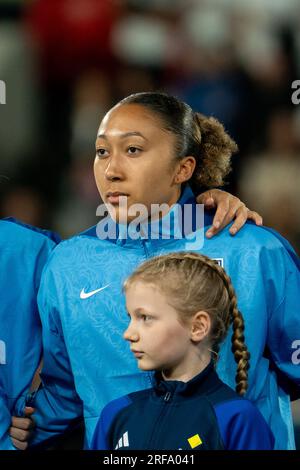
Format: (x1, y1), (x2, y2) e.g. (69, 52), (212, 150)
(181, 253), (250, 395)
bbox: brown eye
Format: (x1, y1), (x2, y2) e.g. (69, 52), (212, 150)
(96, 148), (108, 158)
(127, 146), (141, 155)
(142, 314), (152, 322)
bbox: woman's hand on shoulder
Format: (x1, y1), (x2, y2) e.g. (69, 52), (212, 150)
(196, 189), (263, 238)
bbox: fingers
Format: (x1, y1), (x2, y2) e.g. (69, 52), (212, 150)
(11, 437), (29, 451)
(24, 406), (35, 418)
(206, 199), (231, 238)
(9, 423), (32, 442)
(229, 208), (263, 235)
(9, 413), (35, 450)
(229, 205), (249, 235)
(11, 416), (35, 430)
(9, 412), (35, 450)
(196, 191), (216, 209)
(10, 417), (35, 440)
(197, 189), (263, 238)
(246, 210), (263, 226)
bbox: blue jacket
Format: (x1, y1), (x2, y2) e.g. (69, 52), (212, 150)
(91, 361), (275, 450)
(0, 218), (59, 449)
(31, 186), (300, 449)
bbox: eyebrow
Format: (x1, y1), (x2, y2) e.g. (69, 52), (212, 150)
(96, 131), (148, 141)
(135, 308), (156, 317)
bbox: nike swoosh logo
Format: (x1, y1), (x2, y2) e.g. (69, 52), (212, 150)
(80, 284), (110, 299)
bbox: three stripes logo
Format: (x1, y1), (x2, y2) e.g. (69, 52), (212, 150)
(115, 431), (129, 449)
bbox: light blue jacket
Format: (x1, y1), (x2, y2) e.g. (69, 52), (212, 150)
(30, 186), (300, 449)
(0, 219), (58, 449)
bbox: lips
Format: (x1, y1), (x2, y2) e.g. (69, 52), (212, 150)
(106, 191), (128, 204)
(131, 349), (144, 358)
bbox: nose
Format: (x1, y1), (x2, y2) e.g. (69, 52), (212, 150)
(104, 152), (124, 182)
(123, 323), (139, 342)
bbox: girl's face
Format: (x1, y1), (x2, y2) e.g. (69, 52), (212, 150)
(94, 103), (182, 223)
(124, 281), (195, 380)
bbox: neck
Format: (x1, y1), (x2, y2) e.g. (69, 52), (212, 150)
(145, 185), (182, 223)
(161, 349), (211, 383)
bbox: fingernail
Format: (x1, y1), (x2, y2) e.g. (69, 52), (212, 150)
(206, 231), (213, 238)
(230, 228), (237, 235)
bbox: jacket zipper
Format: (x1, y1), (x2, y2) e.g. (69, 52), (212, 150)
(141, 239), (150, 258)
(147, 391), (172, 448)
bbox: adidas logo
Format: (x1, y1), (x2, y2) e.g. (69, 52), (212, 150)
(115, 431), (129, 449)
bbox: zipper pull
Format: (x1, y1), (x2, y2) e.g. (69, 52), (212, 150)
(164, 391), (171, 402)
(25, 391), (36, 407)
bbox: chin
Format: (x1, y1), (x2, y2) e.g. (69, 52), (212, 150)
(138, 362), (155, 371)
(106, 207), (127, 224)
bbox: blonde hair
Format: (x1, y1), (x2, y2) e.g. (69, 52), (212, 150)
(124, 252), (250, 395)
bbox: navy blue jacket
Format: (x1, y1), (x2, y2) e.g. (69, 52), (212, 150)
(91, 361), (275, 450)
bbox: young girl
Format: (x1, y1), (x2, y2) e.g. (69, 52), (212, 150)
(91, 252), (274, 450)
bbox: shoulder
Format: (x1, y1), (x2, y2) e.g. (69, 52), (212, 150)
(101, 394), (133, 424)
(100, 388), (152, 425)
(205, 378), (262, 424)
(212, 393), (271, 435)
(217, 221), (294, 250)
(213, 396), (274, 449)
(0, 218), (59, 250)
(44, 224), (118, 270)
(102, 388), (151, 417)
(207, 221), (299, 270)
(240, 223), (297, 252)
(213, 395), (259, 418)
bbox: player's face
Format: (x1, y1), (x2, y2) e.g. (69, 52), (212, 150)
(94, 104), (181, 223)
(124, 281), (194, 380)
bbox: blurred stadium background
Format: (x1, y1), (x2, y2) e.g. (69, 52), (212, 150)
(0, 0), (299, 449)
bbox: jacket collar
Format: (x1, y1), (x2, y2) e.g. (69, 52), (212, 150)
(152, 360), (222, 399)
(82, 185), (214, 247)
(114, 185), (213, 248)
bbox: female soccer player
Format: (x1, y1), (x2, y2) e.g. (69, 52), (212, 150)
(15, 92), (299, 450)
(0, 218), (59, 449)
(91, 252), (274, 450)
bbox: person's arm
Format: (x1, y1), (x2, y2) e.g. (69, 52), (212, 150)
(31, 294), (83, 446)
(90, 409), (110, 450)
(214, 399), (275, 450)
(196, 189), (262, 238)
(10, 262), (83, 449)
(90, 396), (131, 450)
(1, 221), (60, 450)
(263, 233), (300, 399)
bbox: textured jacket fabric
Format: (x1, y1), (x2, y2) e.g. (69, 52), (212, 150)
(29, 186), (300, 449)
(0, 218), (59, 449)
(91, 361), (275, 450)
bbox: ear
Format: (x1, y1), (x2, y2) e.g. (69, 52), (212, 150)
(190, 311), (211, 343)
(173, 156), (196, 184)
